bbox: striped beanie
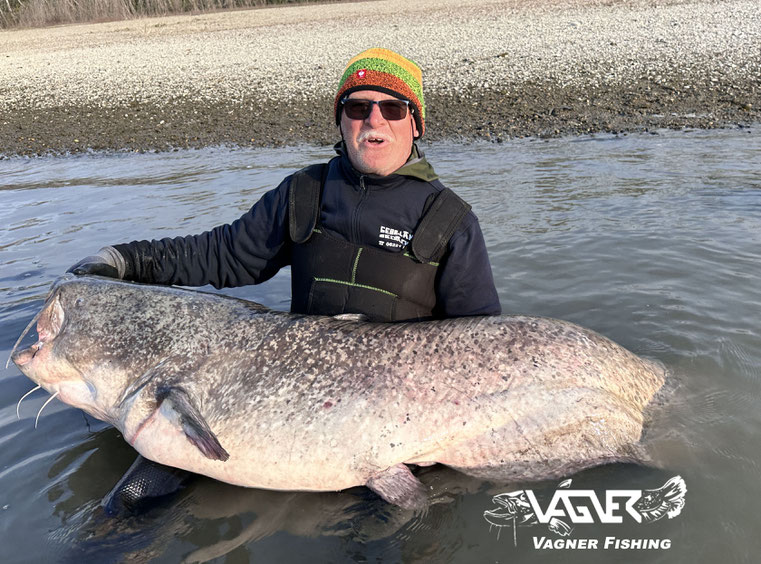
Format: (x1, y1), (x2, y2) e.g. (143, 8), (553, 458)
(335, 48), (426, 137)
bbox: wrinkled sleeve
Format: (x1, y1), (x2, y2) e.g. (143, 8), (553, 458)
(113, 178), (292, 288)
(435, 214), (502, 317)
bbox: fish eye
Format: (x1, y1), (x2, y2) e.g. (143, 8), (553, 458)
(75, 298), (84, 307)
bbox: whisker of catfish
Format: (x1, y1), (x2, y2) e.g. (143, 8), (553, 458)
(35, 391), (60, 429)
(17, 385), (42, 419)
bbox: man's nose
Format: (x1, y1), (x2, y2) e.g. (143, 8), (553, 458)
(365, 103), (386, 126)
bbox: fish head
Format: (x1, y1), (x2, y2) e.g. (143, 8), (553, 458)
(11, 276), (154, 422)
(483, 490), (536, 526)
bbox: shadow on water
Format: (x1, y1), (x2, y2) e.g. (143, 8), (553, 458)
(2, 129), (761, 562)
(47, 428), (483, 563)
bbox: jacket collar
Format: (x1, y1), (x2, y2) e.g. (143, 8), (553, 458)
(333, 141), (439, 186)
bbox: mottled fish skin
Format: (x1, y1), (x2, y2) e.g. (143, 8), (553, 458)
(11, 276), (665, 504)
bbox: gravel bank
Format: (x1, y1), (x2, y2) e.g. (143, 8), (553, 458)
(1, 0), (759, 156)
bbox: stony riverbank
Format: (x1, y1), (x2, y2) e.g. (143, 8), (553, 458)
(1, 0), (759, 157)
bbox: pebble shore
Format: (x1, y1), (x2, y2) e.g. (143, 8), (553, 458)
(1, 0), (759, 156)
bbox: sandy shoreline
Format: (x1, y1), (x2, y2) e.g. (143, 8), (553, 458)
(1, 0), (759, 157)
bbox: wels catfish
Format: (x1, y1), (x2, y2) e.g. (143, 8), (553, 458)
(10, 276), (665, 508)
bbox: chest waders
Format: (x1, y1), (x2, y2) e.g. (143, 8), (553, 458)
(288, 164), (471, 322)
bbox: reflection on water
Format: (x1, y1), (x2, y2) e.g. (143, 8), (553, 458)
(1, 129), (760, 562)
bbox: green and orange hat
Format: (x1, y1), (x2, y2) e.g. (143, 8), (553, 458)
(335, 48), (426, 137)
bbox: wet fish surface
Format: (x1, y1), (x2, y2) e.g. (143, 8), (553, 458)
(11, 276), (665, 508)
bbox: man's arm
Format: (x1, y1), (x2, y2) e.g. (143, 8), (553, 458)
(435, 215), (502, 317)
(110, 179), (292, 288)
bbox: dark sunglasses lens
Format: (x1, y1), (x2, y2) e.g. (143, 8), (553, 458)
(378, 101), (408, 120)
(343, 100), (371, 119)
(342, 100), (409, 120)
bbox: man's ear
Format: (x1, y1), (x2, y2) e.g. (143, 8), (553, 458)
(411, 113), (420, 139)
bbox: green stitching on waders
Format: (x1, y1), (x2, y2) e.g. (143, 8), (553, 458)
(351, 248), (363, 283)
(403, 251), (439, 266)
(313, 278), (398, 298)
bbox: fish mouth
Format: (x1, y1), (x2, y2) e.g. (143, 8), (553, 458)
(11, 343), (41, 368)
(483, 493), (535, 526)
(8, 291), (65, 370)
(484, 503), (519, 525)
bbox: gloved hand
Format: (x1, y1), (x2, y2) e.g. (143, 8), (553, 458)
(67, 246), (126, 279)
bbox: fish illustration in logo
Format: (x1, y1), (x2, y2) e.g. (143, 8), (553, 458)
(633, 475), (686, 522)
(483, 480), (572, 544)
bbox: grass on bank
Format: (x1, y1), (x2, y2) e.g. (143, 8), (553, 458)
(0, 0), (332, 29)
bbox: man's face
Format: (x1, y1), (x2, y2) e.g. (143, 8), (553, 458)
(339, 90), (419, 177)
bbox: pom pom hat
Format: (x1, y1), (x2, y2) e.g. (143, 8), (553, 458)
(335, 48), (426, 137)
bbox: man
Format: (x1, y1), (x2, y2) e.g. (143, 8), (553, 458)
(71, 47), (500, 320)
(71, 48), (500, 510)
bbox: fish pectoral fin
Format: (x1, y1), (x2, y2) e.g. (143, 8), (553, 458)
(366, 464), (429, 510)
(157, 386), (230, 462)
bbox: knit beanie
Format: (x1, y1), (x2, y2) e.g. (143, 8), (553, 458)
(335, 48), (426, 137)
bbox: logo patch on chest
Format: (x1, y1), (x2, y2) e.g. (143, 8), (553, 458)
(378, 225), (412, 249)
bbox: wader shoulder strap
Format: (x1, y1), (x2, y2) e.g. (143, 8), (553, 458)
(288, 163), (328, 244)
(411, 188), (472, 263)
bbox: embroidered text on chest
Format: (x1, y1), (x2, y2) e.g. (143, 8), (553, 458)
(378, 225), (412, 249)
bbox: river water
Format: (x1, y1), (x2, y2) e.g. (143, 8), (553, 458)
(1, 128), (760, 563)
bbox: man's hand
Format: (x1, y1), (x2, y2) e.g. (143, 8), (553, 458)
(66, 246), (126, 279)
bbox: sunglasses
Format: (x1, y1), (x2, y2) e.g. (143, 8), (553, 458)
(341, 98), (411, 121)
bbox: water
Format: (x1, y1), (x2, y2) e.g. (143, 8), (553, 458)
(1, 128), (760, 562)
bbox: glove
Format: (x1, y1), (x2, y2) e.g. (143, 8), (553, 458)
(67, 246), (126, 279)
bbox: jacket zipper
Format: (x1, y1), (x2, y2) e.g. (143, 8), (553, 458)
(352, 175), (367, 244)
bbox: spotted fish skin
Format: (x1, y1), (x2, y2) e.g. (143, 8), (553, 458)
(11, 276), (665, 507)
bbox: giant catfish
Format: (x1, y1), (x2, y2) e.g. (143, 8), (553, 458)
(10, 276), (665, 508)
